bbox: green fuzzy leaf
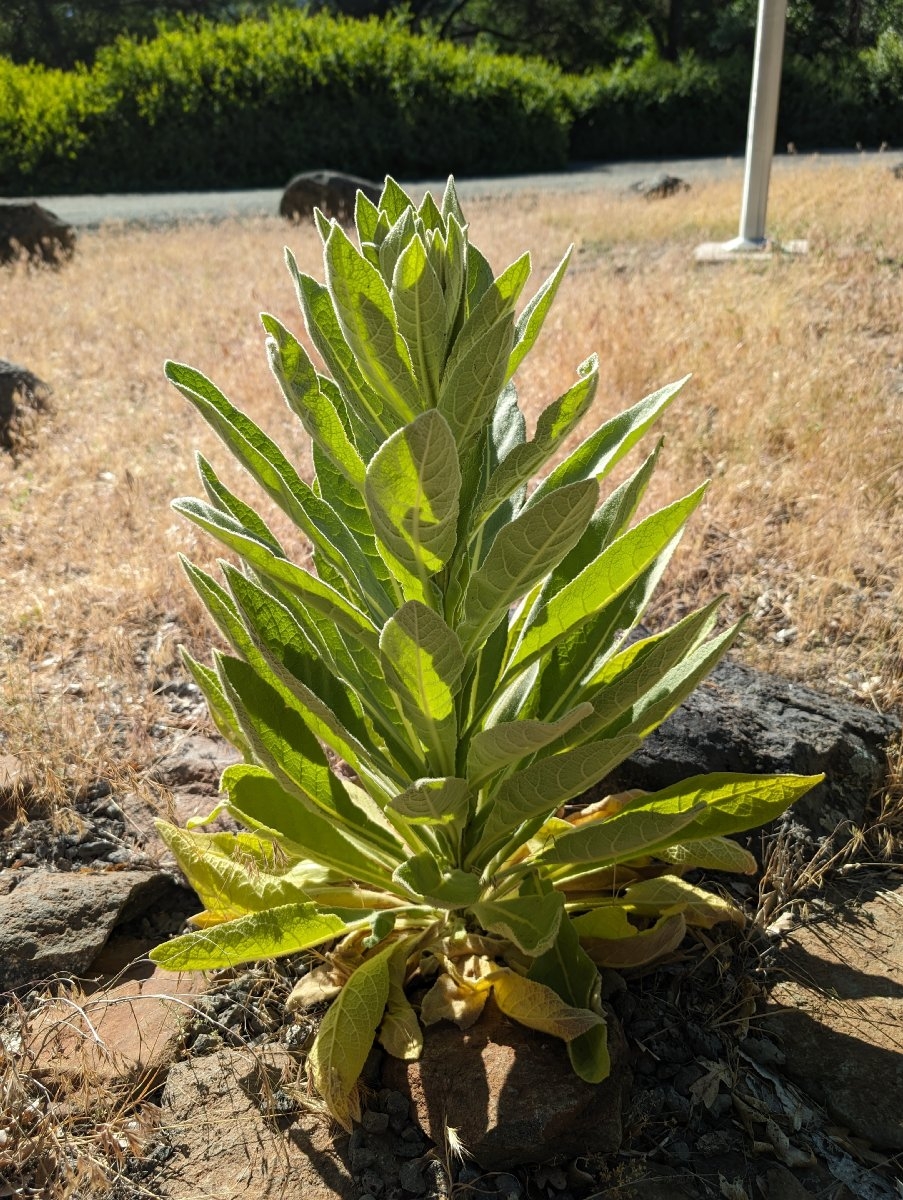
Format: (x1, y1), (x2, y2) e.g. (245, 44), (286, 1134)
(308, 942), (395, 1130)
(528, 912), (609, 1083)
(365, 409), (461, 602)
(438, 254), (530, 450)
(380, 602), (465, 775)
(195, 453), (283, 553)
(656, 836), (758, 874)
(393, 853), (481, 907)
(325, 223), (423, 420)
(389, 777), (471, 826)
(216, 657), (402, 864)
(150, 902), (355, 972)
(391, 233), (447, 405)
(173, 498), (379, 653)
(622, 773), (824, 842)
(155, 822), (327, 921)
(508, 485), (707, 676)
(440, 176), (465, 225)
(458, 479), (599, 657)
(262, 312), (366, 489)
(378, 176), (414, 224)
(180, 647), (250, 757)
(355, 190), (380, 247)
(506, 246), (572, 382)
(287, 253), (397, 442)
(467, 705), (594, 785)
(472, 892), (564, 956)
(220, 763), (402, 890)
(223, 566), (391, 789)
(537, 804), (709, 870)
(526, 376), (689, 509)
(475, 355), (598, 529)
(477, 734), (642, 855)
(554, 599), (725, 746)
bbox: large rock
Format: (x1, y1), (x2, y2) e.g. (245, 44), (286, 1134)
(0, 201), (75, 266)
(280, 169), (382, 223)
(765, 874), (903, 1151)
(597, 659), (899, 837)
(0, 358), (51, 453)
(382, 998), (629, 1170)
(156, 1047), (351, 1198)
(0, 868), (172, 990)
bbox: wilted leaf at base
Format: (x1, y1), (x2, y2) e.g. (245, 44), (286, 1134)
(308, 942), (395, 1130)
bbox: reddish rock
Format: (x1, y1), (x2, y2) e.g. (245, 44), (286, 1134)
(0, 868), (171, 990)
(765, 875), (903, 1151)
(157, 1047), (351, 1198)
(382, 998), (630, 1170)
(28, 956), (207, 1091)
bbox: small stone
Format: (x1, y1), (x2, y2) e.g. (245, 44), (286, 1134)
(360, 1171), (384, 1196)
(383, 1089), (411, 1132)
(192, 1033), (221, 1056)
(362, 1109), (391, 1134)
(494, 1173), (522, 1198)
(399, 1161), (426, 1195)
(352, 1148), (377, 1172)
(400, 1125), (424, 1142)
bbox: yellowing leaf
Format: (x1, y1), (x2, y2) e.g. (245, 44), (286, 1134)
(420, 972), (489, 1030)
(308, 942), (394, 1130)
(619, 875), (746, 928)
(378, 947), (423, 1061)
(572, 909), (687, 969)
(487, 968), (604, 1042)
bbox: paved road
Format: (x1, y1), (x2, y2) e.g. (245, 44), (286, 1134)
(8, 151), (901, 229)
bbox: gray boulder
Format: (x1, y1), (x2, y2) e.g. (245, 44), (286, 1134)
(280, 169), (382, 223)
(596, 658), (899, 838)
(0, 868), (172, 990)
(0, 201), (76, 266)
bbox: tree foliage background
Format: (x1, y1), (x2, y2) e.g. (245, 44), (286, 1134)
(3, 0), (901, 70)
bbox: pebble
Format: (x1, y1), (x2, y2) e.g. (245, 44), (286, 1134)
(398, 1161), (426, 1195)
(360, 1170), (384, 1196)
(494, 1173), (523, 1198)
(362, 1109), (391, 1134)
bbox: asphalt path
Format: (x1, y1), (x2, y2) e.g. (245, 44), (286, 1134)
(8, 151), (901, 230)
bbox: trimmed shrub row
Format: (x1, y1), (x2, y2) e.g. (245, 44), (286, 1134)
(1, 12), (900, 195)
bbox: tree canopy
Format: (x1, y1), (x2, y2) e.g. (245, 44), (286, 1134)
(3, 0), (901, 70)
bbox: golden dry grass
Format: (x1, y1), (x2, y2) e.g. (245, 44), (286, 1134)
(1, 159), (901, 823)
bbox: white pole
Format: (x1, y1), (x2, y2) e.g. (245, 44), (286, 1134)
(737, 0), (787, 247)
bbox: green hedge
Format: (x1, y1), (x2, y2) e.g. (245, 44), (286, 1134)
(571, 40), (903, 162)
(0, 11), (572, 193)
(1, 14), (901, 195)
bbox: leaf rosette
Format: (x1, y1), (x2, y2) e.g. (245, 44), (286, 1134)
(152, 177), (822, 1127)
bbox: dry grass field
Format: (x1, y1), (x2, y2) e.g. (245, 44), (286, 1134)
(1, 159), (902, 1198)
(2, 160), (901, 823)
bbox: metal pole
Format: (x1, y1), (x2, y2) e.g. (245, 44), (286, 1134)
(737, 0), (787, 246)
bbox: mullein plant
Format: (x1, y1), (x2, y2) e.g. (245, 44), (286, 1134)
(150, 176), (820, 1127)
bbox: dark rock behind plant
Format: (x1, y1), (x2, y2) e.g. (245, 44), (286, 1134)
(597, 658), (899, 837)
